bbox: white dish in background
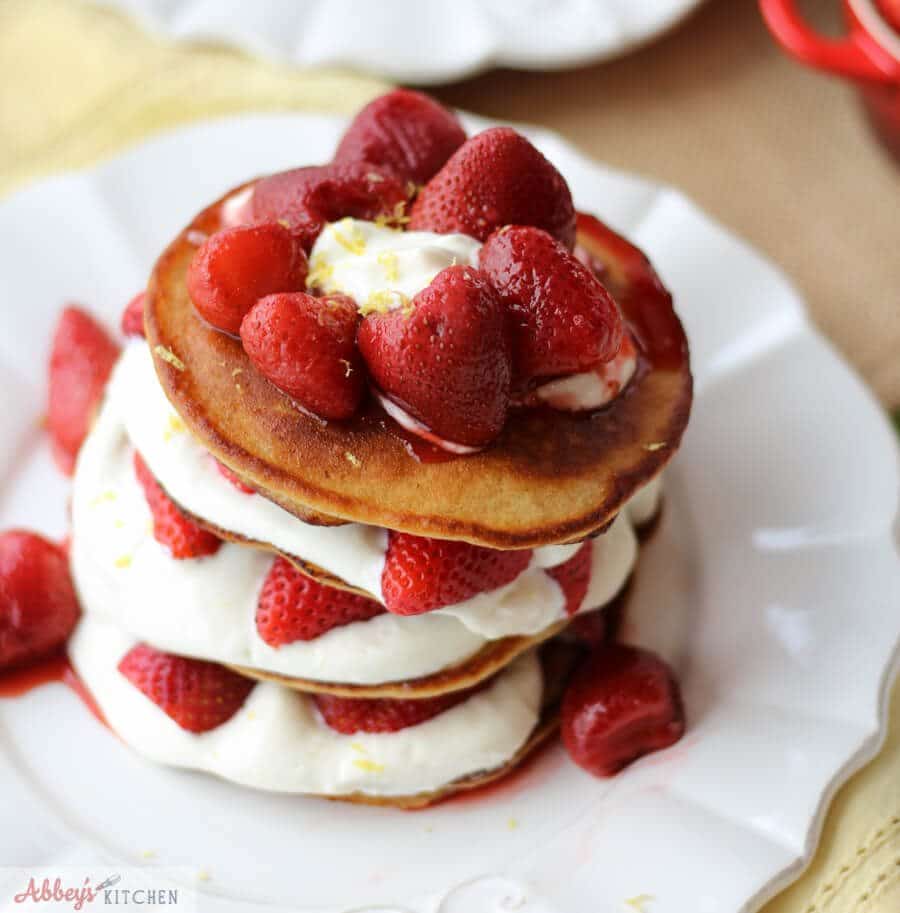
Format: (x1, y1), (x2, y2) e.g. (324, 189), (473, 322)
(93, 0), (706, 83)
(0, 112), (898, 913)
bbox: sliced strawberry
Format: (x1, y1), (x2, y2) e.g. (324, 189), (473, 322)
(47, 306), (121, 476)
(240, 292), (364, 421)
(133, 453), (221, 560)
(0, 531), (80, 671)
(118, 643), (253, 733)
(547, 541), (592, 616)
(314, 687), (476, 735)
(480, 226), (624, 386)
(250, 162), (409, 251)
(561, 644), (685, 777)
(381, 531), (532, 616)
(256, 557), (384, 646)
(408, 127), (576, 247)
(121, 292), (146, 337)
(358, 265), (511, 448)
(213, 458), (255, 495)
(186, 222), (308, 336)
(334, 89), (467, 186)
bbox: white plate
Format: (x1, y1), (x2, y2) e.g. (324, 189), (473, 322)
(93, 0), (705, 83)
(0, 113), (898, 913)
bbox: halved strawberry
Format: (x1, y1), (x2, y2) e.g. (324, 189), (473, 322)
(561, 644), (685, 777)
(408, 127), (576, 247)
(357, 265), (511, 448)
(334, 89), (467, 186)
(133, 453), (221, 559)
(118, 643), (253, 733)
(256, 557), (384, 646)
(240, 292), (365, 421)
(187, 221), (308, 335)
(314, 687), (476, 735)
(0, 530), (80, 671)
(121, 292), (146, 337)
(47, 306), (121, 476)
(480, 226), (624, 386)
(547, 541), (592, 615)
(213, 458), (255, 495)
(381, 531), (532, 616)
(250, 162), (409, 251)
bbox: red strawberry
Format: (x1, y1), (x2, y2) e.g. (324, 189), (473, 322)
(240, 292), (364, 421)
(381, 531), (532, 616)
(186, 222), (308, 336)
(256, 558), (384, 646)
(133, 453), (221, 559)
(547, 541), (592, 616)
(47, 306), (121, 476)
(480, 226), (624, 386)
(213, 458), (255, 495)
(561, 644), (685, 777)
(0, 531), (80, 671)
(358, 265), (511, 448)
(314, 687), (476, 735)
(250, 162), (409, 251)
(334, 89), (467, 186)
(408, 127), (576, 247)
(121, 292), (146, 337)
(118, 643), (253, 733)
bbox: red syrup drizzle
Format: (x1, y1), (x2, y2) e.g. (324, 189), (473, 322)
(0, 651), (109, 728)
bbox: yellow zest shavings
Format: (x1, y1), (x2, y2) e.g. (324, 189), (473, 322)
(277, 219), (291, 230)
(331, 218), (366, 256)
(643, 442), (667, 452)
(624, 895), (654, 912)
(366, 172), (384, 183)
(163, 414), (186, 441)
(114, 555), (132, 569)
(246, 710), (257, 721)
(197, 870), (211, 883)
(374, 201), (411, 230)
(506, 817), (519, 831)
(376, 250), (400, 283)
(306, 254), (335, 289)
(90, 490), (117, 507)
(113, 519), (125, 529)
(140, 850), (157, 860)
(352, 758), (385, 774)
(358, 289), (411, 317)
(231, 368), (243, 378)
(154, 345), (185, 372)
(344, 451), (361, 468)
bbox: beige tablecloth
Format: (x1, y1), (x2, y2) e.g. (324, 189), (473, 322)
(0, 0), (897, 910)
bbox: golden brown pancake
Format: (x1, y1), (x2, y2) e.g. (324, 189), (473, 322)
(146, 186), (691, 548)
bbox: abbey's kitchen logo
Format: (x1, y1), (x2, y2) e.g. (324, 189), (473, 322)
(3, 867), (195, 911)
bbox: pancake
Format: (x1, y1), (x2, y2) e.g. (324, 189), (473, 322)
(146, 185), (691, 548)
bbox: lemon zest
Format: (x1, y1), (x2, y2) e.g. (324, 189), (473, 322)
(154, 345), (185, 372)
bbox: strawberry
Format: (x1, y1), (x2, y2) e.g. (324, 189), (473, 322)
(334, 89), (467, 186)
(250, 162), (409, 251)
(480, 226), (624, 386)
(213, 458), (255, 495)
(47, 306), (121, 476)
(121, 292), (146, 337)
(314, 687), (476, 735)
(240, 292), (364, 421)
(186, 222), (308, 336)
(547, 541), (592, 615)
(561, 644), (685, 777)
(381, 531), (532, 616)
(358, 265), (511, 448)
(256, 558), (384, 646)
(408, 127), (576, 247)
(0, 531), (80, 671)
(118, 643), (253, 733)
(133, 453), (221, 559)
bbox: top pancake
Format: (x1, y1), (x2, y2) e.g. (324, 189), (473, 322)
(145, 188), (692, 548)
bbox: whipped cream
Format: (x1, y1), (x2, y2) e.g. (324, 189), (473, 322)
(69, 617), (542, 798)
(71, 379), (642, 683)
(308, 218), (481, 310)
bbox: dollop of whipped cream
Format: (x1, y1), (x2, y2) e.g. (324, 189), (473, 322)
(307, 218), (481, 313)
(69, 616), (542, 799)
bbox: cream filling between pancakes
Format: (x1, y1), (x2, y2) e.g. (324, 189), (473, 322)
(69, 617), (542, 798)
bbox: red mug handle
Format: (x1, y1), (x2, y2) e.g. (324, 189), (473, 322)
(759, 0), (898, 82)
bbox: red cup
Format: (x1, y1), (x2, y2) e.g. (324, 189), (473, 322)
(759, 0), (900, 161)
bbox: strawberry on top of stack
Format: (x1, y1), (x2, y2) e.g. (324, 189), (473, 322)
(2, 90), (691, 807)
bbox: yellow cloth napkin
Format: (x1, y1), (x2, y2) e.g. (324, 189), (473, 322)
(0, 1), (897, 910)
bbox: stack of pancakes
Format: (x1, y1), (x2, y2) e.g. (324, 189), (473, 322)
(68, 189), (692, 808)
